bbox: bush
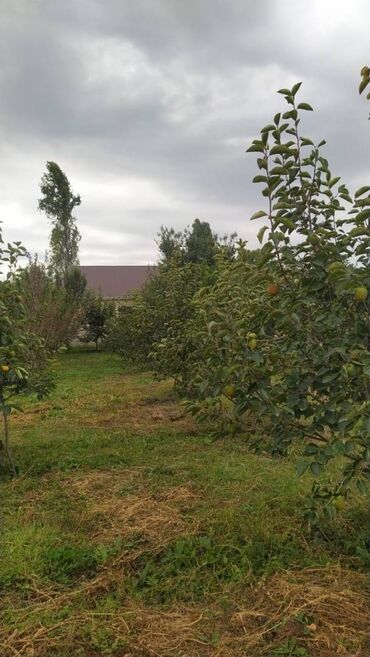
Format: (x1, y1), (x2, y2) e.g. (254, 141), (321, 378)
(81, 292), (115, 350)
(106, 260), (215, 371)
(106, 220), (237, 376)
(20, 259), (84, 351)
(0, 227), (54, 476)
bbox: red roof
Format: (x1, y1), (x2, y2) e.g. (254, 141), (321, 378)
(80, 265), (157, 299)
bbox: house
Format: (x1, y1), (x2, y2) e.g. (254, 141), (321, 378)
(80, 265), (157, 300)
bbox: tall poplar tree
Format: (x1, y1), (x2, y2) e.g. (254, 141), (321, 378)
(38, 161), (81, 285)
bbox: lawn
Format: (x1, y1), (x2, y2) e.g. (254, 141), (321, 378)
(0, 350), (369, 657)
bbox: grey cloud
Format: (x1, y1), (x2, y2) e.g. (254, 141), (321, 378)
(0, 0), (369, 264)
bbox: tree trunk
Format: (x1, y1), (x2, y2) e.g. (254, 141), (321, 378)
(2, 403), (16, 477)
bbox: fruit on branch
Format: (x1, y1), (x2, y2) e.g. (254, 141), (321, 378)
(267, 283), (279, 296)
(354, 286), (368, 302)
(223, 384), (236, 398)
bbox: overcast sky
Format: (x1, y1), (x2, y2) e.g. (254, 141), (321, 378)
(0, 0), (369, 264)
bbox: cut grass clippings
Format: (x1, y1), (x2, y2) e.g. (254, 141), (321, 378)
(0, 566), (368, 656)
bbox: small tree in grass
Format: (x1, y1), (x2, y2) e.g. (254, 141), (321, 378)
(151, 83), (370, 519)
(82, 292), (115, 350)
(0, 225), (54, 476)
(243, 83), (370, 516)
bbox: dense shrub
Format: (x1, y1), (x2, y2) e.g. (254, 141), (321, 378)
(21, 259), (85, 351)
(106, 261), (215, 369)
(0, 228), (54, 476)
(150, 245), (266, 401)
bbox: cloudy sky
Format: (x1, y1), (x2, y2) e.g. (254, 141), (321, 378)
(0, 0), (369, 264)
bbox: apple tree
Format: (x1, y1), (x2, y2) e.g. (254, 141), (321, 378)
(0, 225), (54, 476)
(176, 85), (370, 518)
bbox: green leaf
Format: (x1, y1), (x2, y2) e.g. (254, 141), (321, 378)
(359, 76), (370, 95)
(257, 157), (268, 170)
(355, 198), (370, 207)
(270, 145), (292, 155)
(291, 82), (302, 96)
(304, 443), (319, 455)
(268, 176), (281, 192)
(356, 479), (368, 494)
(300, 137), (314, 146)
(270, 166), (288, 175)
(339, 193), (353, 203)
(344, 441), (357, 454)
(277, 88), (291, 96)
(282, 109), (298, 121)
(297, 102), (313, 111)
(257, 226), (268, 244)
(250, 210), (267, 220)
(278, 218), (295, 231)
(328, 176), (341, 188)
(296, 461), (309, 477)
(355, 209), (370, 222)
(252, 175), (268, 184)
(310, 462), (322, 477)
(246, 143), (265, 153)
(354, 185), (370, 198)
(349, 226), (368, 237)
(260, 124), (276, 133)
(322, 371), (340, 383)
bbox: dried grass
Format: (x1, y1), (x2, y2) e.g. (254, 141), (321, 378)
(68, 470), (199, 543)
(225, 565), (370, 656)
(81, 397), (196, 433)
(11, 385), (196, 435)
(18, 468), (200, 548)
(1, 564), (368, 657)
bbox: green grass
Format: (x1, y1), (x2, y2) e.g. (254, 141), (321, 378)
(0, 350), (368, 657)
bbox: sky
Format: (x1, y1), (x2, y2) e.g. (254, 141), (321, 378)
(0, 0), (369, 265)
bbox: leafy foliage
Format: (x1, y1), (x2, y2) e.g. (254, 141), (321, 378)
(146, 85), (370, 516)
(107, 220), (237, 375)
(106, 259), (215, 369)
(21, 258), (85, 351)
(242, 83), (370, 513)
(157, 218), (237, 265)
(64, 265), (87, 301)
(0, 226), (54, 476)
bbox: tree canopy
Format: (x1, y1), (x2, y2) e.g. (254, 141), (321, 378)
(38, 161), (81, 285)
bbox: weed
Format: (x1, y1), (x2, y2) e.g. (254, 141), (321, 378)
(0, 524), (63, 589)
(43, 544), (100, 583)
(272, 639), (310, 656)
(126, 531), (326, 604)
